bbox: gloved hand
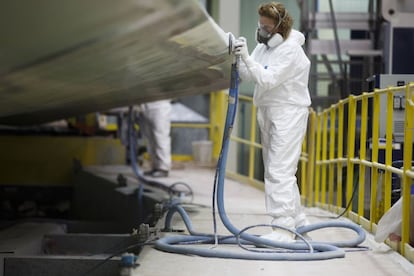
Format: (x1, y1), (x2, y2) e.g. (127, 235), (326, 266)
(234, 37), (249, 61)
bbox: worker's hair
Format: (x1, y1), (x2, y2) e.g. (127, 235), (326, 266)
(258, 2), (293, 39)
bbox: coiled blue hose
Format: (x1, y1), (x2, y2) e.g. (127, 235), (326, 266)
(154, 52), (366, 260)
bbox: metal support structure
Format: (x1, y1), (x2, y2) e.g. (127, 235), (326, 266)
(301, 0), (381, 110)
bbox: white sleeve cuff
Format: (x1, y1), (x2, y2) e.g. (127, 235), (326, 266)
(244, 56), (256, 68)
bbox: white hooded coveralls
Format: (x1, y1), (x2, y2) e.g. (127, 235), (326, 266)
(239, 30), (311, 230)
(139, 100), (172, 172)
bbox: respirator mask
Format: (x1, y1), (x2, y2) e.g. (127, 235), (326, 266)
(256, 23), (277, 45)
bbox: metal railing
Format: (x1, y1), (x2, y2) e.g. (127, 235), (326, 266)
(309, 83), (413, 257)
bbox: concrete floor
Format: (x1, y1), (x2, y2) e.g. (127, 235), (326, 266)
(1, 163), (414, 275)
(135, 163), (414, 276)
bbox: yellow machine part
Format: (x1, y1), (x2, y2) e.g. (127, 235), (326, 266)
(0, 136), (126, 186)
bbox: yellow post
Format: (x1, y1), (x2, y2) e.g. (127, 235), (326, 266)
(384, 90), (394, 212)
(301, 133), (308, 203)
(248, 104), (257, 180)
(329, 107), (336, 207)
(210, 91), (227, 160)
(337, 101), (344, 209)
(346, 96), (356, 216)
(321, 111), (329, 204)
(401, 84), (414, 256)
(358, 94), (369, 222)
(307, 110), (317, 206)
(314, 115), (322, 204)
(370, 93), (380, 226)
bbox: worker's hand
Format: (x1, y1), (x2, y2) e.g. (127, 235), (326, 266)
(234, 37), (249, 61)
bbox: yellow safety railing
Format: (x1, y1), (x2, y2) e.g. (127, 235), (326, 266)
(310, 83), (414, 261)
(402, 83), (414, 257)
(222, 83), (414, 263)
(168, 91), (227, 162)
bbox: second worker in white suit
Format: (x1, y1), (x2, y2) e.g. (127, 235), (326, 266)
(235, 2), (311, 242)
(138, 100), (172, 178)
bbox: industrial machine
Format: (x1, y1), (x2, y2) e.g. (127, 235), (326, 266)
(376, 74), (414, 143)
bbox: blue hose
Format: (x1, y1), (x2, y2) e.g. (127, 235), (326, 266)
(154, 53), (366, 260)
(127, 106), (145, 221)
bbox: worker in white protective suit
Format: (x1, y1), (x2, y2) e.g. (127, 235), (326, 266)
(138, 100), (172, 178)
(234, 2), (311, 242)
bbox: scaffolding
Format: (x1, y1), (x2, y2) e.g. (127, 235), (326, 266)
(298, 0), (383, 110)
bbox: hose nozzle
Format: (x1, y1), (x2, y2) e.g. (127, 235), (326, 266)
(227, 32), (241, 67)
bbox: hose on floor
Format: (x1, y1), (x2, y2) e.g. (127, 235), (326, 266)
(155, 36), (366, 260)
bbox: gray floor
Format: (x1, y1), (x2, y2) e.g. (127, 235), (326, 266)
(136, 163), (414, 276)
(1, 163), (413, 276)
